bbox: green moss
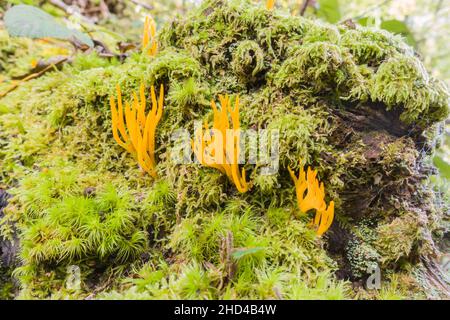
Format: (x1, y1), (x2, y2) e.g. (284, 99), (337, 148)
(340, 28), (410, 65)
(266, 107), (330, 168)
(273, 42), (369, 100)
(0, 0), (448, 299)
(375, 214), (420, 265)
(0, 161), (152, 298)
(345, 220), (381, 278)
(146, 48), (203, 84)
(231, 40), (266, 82)
(370, 55), (449, 124)
(346, 238), (380, 279)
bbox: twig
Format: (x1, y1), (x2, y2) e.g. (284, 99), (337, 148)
(48, 0), (94, 24)
(347, 0), (393, 21)
(126, 0), (154, 11)
(48, 0), (71, 12)
(0, 57), (68, 99)
(300, 0), (312, 16)
(434, 0), (443, 16)
(99, 0), (111, 18)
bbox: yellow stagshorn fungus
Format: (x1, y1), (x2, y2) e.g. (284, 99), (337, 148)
(142, 15), (158, 56)
(266, 0), (275, 10)
(288, 164), (334, 236)
(192, 95), (249, 193)
(110, 83), (164, 177)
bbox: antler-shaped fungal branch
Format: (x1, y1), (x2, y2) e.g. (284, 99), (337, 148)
(109, 82), (164, 177)
(192, 95), (249, 193)
(142, 15), (158, 57)
(288, 163), (334, 236)
(266, 0), (276, 10)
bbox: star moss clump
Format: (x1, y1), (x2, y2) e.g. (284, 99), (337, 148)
(0, 0), (448, 299)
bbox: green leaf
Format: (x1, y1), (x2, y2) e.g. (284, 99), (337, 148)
(357, 16), (376, 27)
(433, 155), (450, 180)
(317, 0), (341, 24)
(231, 247), (265, 261)
(4, 5), (93, 47)
(380, 19), (416, 47)
(0, 104), (11, 115)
